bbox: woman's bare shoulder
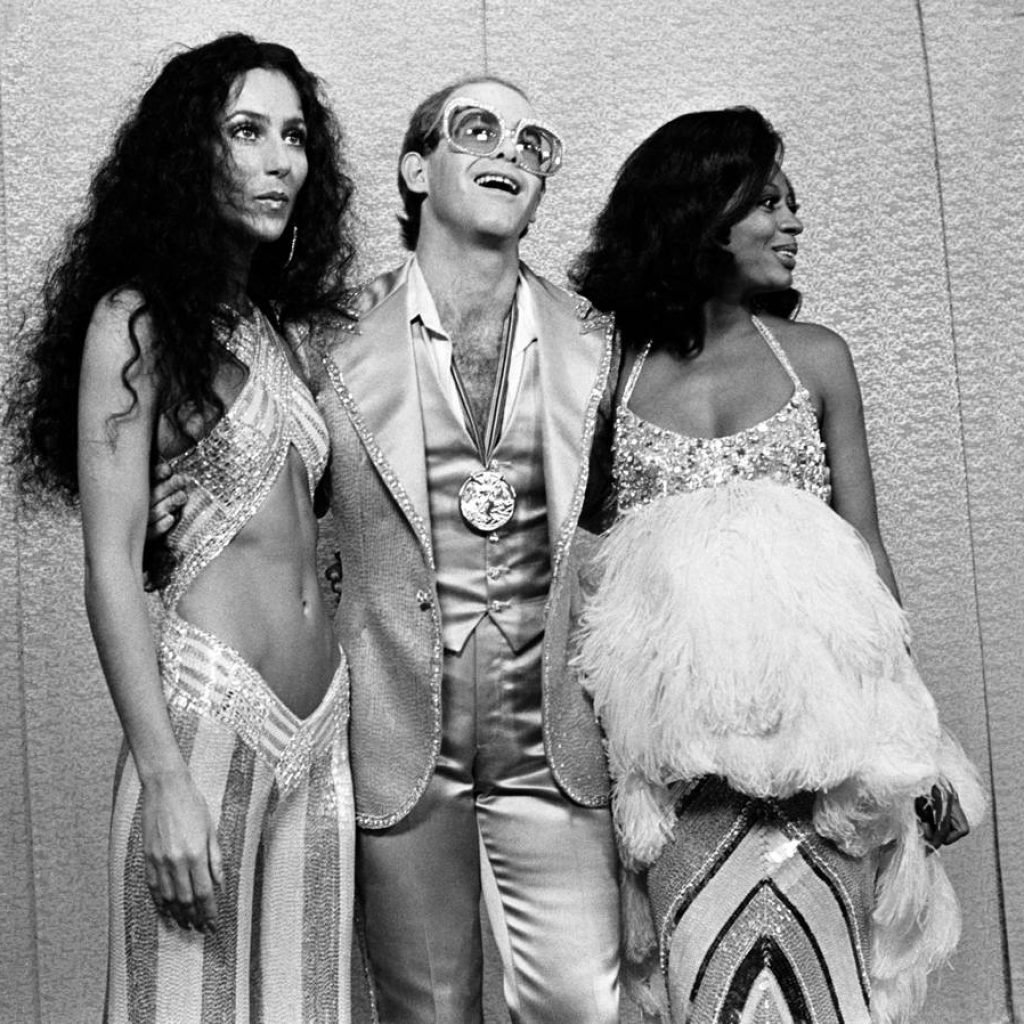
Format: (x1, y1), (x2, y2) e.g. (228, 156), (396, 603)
(90, 286), (149, 330)
(762, 315), (856, 390)
(84, 288), (157, 363)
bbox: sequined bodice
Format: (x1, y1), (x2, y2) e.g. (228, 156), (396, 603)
(161, 310), (330, 609)
(614, 316), (831, 514)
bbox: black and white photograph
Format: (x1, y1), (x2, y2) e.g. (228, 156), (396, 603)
(1, 2), (1020, 1022)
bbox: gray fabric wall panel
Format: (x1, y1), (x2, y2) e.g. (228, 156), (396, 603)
(0, 57), (42, 1022)
(4, 5), (140, 1019)
(22, 549), (120, 1020)
(0, 522), (39, 1024)
(1, 1), (1018, 1021)
(314, 0), (487, 277)
(923, 0), (1024, 1012)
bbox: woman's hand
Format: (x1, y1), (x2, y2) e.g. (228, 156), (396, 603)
(141, 770), (224, 933)
(147, 460), (188, 541)
(325, 550), (342, 599)
(915, 780), (970, 851)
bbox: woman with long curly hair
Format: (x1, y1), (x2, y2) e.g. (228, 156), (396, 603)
(571, 108), (984, 1023)
(7, 34), (356, 1022)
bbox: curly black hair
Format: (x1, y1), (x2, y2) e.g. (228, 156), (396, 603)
(6, 32), (355, 505)
(570, 107), (798, 358)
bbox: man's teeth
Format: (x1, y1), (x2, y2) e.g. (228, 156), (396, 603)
(476, 174), (519, 194)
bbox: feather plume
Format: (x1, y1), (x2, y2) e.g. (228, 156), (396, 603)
(575, 480), (986, 1022)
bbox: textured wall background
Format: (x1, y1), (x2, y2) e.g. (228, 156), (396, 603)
(1, 1), (1020, 1022)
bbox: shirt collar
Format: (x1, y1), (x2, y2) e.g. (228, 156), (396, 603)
(406, 256), (447, 338)
(407, 255), (537, 353)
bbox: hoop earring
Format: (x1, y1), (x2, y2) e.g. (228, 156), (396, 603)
(284, 225), (298, 269)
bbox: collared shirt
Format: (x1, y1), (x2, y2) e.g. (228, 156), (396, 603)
(406, 256), (538, 436)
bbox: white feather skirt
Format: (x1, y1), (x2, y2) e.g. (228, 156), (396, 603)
(576, 479), (985, 1024)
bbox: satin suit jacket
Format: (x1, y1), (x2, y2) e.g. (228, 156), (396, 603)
(317, 261), (616, 829)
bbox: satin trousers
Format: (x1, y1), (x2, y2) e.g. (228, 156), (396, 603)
(106, 613), (355, 1024)
(357, 617), (620, 1024)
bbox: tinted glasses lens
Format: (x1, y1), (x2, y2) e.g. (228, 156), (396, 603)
(446, 105), (503, 156)
(515, 124), (562, 175)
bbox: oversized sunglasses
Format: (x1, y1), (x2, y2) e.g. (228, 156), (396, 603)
(438, 97), (563, 177)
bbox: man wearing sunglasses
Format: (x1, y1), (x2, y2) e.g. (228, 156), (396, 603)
(320, 78), (621, 1022)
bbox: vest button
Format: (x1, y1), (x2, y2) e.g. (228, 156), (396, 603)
(416, 589), (431, 610)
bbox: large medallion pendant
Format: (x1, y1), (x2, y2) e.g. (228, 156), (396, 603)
(459, 468), (516, 533)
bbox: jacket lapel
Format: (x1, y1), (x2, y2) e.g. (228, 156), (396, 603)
(528, 267), (613, 576)
(325, 266), (433, 554)
(325, 263), (611, 572)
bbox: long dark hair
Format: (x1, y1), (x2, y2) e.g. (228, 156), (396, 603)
(570, 106), (797, 358)
(6, 33), (354, 505)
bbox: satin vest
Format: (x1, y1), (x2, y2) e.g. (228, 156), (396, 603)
(415, 340), (551, 654)
(317, 262), (618, 826)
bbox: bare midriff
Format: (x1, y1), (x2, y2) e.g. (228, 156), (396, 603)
(175, 448), (337, 719)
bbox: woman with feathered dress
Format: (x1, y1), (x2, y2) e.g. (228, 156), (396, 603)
(570, 108), (984, 1024)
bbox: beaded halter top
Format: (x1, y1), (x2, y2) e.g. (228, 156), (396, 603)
(161, 309), (330, 610)
(614, 315), (831, 514)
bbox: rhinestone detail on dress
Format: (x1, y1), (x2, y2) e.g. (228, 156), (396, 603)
(614, 316), (831, 515)
(161, 309), (330, 610)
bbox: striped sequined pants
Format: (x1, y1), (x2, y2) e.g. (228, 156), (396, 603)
(104, 613), (354, 1024)
(650, 779), (875, 1024)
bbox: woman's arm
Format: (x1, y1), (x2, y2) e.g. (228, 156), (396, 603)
(794, 322), (900, 599)
(78, 292), (222, 931)
(793, 322), (974, 846)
